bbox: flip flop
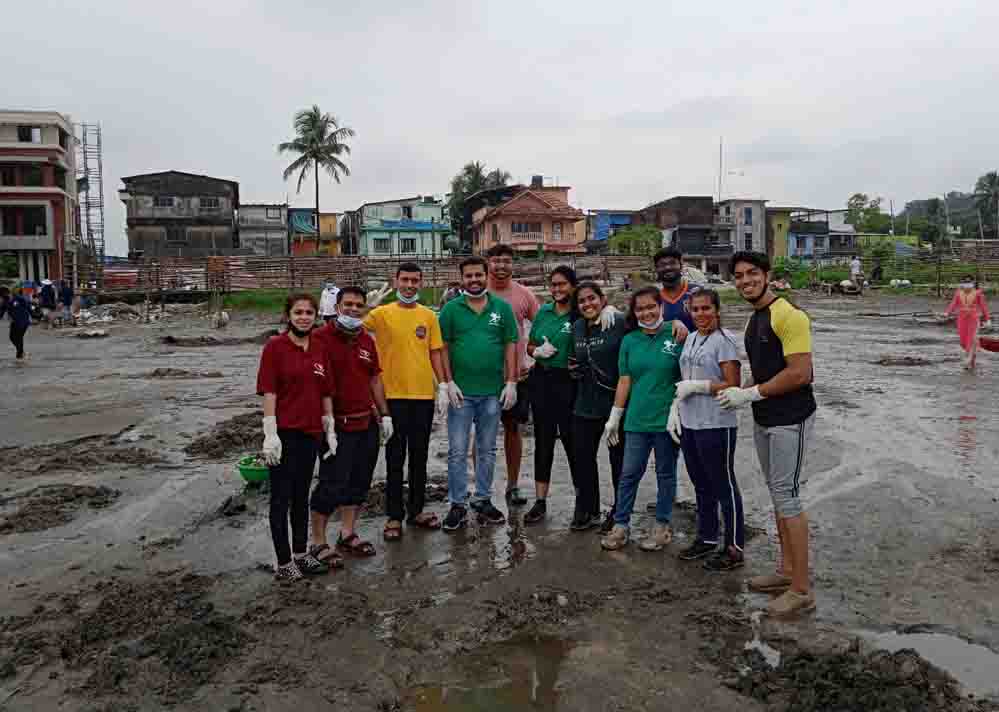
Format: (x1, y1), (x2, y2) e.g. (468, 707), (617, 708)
(384, 520), (403, 541)
(337, 533), (376, 557)
(408, 513), (441, 530)
(308, 543), (344, 570)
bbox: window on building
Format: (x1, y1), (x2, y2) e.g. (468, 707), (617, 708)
(21, 165), (43, 187)
(200, 196), (220, 209)
(266, 207), (281, 219)
(374, 238), (391, 253)
(744, 206), (753, 224)
(491, 224), (499, 243)
(310, 213), (317, 228)
(0, 165), (16, 186)
(725, 204), (731, 216)
(154, 196), (174, 208)
(553, 222), (562, 241)
(166, 226), (188, 245)
(59, 129), (71, 150)
(24, 206), (48, 235)
(402, 205), (413, 219)
(401, 237), (416, 253)
(511, 222), (542, 234)
(17, 126), (42, 143)
(744, 233), (754, 251)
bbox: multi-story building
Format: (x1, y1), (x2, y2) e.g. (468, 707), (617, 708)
(787, 208), (857, 260)
(715, 198), (767, 254)
(766, 207), (794, 260)
(637, 196), (723, 273)
(471, 176), (585, 255)
(344, 196), (451, 257)
(586, 209), (635, 252)
(238, 203), (288, 256)
(119, 171), (240, 258)
(0, 110), (79, 281)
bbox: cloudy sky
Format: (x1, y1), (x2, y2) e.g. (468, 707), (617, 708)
(4, 0), (998, 255)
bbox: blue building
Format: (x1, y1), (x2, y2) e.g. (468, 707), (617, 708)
(586, 209), (635, 250)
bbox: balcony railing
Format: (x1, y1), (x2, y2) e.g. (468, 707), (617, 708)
(510, 231), (544, 244)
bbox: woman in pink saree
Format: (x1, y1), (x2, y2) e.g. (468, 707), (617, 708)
(945, 275), (991, 370)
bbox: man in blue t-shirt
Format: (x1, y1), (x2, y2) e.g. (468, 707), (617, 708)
(654, 247), (698, 342)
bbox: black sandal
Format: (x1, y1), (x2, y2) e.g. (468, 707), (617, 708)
(337, 532), (376, 557)
(308, 543), (344, 569)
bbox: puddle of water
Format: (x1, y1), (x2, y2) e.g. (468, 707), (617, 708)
(866, 631), (999, 698)
(407, 635), (572, 711)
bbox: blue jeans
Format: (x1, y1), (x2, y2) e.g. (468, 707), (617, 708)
(614, 430), (678, 528)
(447, 396), (501, 506)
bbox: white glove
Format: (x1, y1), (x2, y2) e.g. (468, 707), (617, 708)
(667, 401), (682, 445)
(381, 416), (394, 444)
(366, 282), (392, 308)
(533, 336), (558, 360)
(983, 320), (992, 330)
(716, 385), (764, 410)
(322, 414), (338, 459)
(436, 382), (450, 417)
(675, 380), (711, 401)
(262, 416), (282, 466)
(603, 406), (624, 447)
(500, 381), (518, 410)
(671, 320), (689, 343)
(445, 381), (464, 409)
(599, 305), (621, 331)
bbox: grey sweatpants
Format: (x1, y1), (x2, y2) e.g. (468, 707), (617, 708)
(753, 414), (814, 518)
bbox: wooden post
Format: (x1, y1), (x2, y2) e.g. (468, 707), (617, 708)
(936, 247), (942, 298)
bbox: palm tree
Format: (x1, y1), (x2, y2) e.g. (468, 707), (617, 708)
(974, 171), (999, 237)
(278, 106), (355, 252)
(447, 161), (512, 249)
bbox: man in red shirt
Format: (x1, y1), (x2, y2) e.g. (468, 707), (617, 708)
(309, 286), (393, 564)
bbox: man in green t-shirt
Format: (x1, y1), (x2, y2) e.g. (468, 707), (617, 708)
(438, 256), (519, 531)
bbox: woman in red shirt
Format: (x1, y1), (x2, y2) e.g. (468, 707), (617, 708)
(944, 274), (992, 370)
(256, 293), (338, 581)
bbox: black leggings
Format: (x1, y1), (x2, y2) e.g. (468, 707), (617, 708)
(10, 323), (27, 358)
(529, 367), (577, 485)
(571, 414), (625, 517)
(269, 430), (318, 566)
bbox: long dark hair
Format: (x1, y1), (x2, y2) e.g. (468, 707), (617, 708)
(626, 286), (662, 332)
(549, 265), (580, 322)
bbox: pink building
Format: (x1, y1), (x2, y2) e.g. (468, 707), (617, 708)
(471, 177), (586, 255)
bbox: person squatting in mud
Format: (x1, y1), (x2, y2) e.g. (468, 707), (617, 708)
(363, 262), (447, 539)
(256, 293), (337, 581)
(719, 251), (818, 618)
(308, 286), (392, 568)
(523, 266), (580, 525)
(669, 288), (746, 572)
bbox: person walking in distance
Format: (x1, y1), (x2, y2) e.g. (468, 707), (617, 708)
(717, 251), (817, 617)
(524, 266), (579, 525)
(0, 286), (32, 362)
(438, 256), (519, 530)
(600, 287), (682, 552)
(569, 282), (628, 532)
(484, 244), (539, 507)
(59, 280), (75, 327)
(319, 278), (340, 324)
(944, 274), (991, 371)
(256, 293), (338, 581)
(309, 287), (392, 562)
(364, 262), (446, 539)
(669, 289), (745, 571)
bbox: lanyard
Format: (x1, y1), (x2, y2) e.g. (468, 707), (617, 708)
(683, 330), (715, 380)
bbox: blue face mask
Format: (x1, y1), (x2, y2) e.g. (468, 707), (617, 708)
(336, 314), (364, 332)
(396, 289), (419, 304)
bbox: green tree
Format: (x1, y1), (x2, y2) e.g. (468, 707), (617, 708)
(278, 106), (355, 247)
(447, 162), (511, 249)
(974, 171), (999, 238)
(846, 193), (891, 232)
(609, 225), (662, 255)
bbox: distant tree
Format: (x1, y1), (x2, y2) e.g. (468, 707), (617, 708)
(447, 162), (512, 249)
(922, 198), (944, 246)
(0, 254), (16, 279)
(278, 106), (355, 246)
(609, 225), (663, 255)
(974, 171), (999, 237)
(846, 193), (890, 233)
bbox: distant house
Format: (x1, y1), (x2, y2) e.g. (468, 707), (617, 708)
(119, 171), (240, 258)
(715, 199), (767, 254)
(787, 208), (857, 260)
(637, 196), (723, 274)
(239, 203), (288, 256)
(766, 207), (794, 260)
(586, 209), (635, 252)
(471, 176), (586, 255)
(343, 196), (451, 257)
(286, 209), (340, 256)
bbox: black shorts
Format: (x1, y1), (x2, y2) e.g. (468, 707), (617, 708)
(309, 422), (379, 513)
(501, 380), (531, 427)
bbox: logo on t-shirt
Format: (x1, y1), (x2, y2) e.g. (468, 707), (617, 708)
(415, 325), (427, 339)
(488, 312), (502, 326)
(662, 340), (679, 355)
(313, 362), (326, 378)
(561, 322), (572, 334)
(358, 348), (373, 362)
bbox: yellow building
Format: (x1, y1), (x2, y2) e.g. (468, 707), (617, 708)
(319, 212), (340, 255)
(766, 207), (793, 259)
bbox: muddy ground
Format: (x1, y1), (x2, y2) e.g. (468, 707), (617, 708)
(2, 292), (999, 711)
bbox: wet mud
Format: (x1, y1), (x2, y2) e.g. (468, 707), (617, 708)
(161, 328), (279, 348)
(3, 296), (999, 710)
(0, 484), (120, 533)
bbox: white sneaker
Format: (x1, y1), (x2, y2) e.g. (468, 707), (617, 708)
(600, 524), (630, 551)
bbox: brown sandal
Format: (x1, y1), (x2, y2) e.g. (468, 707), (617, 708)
(337, 532), (376, 557)
(384, 520), (403, 542)
(308, 543), (344, 569)
(408, 513), (441, 530)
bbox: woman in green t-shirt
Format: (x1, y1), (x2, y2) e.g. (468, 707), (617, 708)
(600, 287), (682, 552)
(524, 266), (579, 524)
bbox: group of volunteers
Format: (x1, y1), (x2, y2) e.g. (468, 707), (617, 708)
(256, 245), (819, 618)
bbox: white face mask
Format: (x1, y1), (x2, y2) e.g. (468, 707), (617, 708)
(463, 286), (487, 297)
(336, 313), (364, 331)
(960, 282), (974, 290)
(396, 289), (419, 304)
(639, 307), (664, 331)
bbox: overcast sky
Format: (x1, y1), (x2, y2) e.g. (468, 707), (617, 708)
(4, 0), (998, 255)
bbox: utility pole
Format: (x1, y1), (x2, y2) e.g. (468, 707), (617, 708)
(889, 199), (895, 236)
(717, 137), (723, 204)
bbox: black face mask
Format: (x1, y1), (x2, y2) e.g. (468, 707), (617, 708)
(658, 270), (681, 285)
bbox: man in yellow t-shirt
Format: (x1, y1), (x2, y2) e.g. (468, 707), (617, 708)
(364, 262), (446, 539)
